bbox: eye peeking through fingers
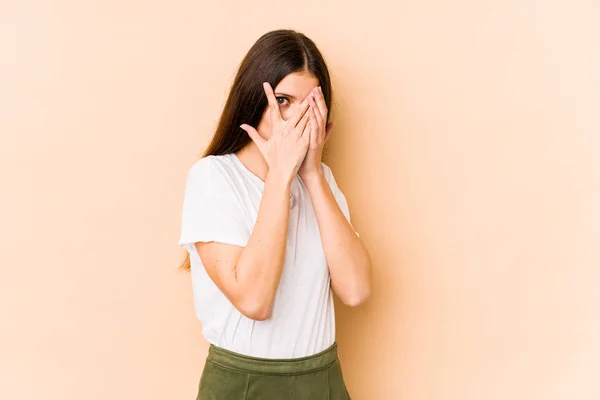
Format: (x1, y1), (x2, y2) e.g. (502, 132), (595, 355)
(276, 96), (290, 107)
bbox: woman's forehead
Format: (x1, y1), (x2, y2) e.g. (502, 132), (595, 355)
(274, 71), (319, 99)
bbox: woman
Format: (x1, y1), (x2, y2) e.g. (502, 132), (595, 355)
(178, 29), (372, 400)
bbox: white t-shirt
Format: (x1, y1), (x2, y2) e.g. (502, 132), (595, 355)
(178, 153), (353, 358)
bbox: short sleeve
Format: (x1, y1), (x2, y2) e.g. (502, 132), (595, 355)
(321, 162), (356, 231)
(178, 157), (251, 254)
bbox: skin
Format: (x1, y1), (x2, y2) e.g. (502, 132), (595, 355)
(195, 69), (372, 321)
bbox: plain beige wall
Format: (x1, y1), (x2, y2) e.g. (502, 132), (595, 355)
(1, 1), (599, 399)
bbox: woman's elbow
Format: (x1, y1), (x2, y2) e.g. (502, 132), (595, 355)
(238, 300), (272, 321)
(346, 261), (372, 307)
(344, 288), (371, 307)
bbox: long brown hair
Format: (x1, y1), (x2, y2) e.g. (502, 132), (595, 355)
(179, 29), (334, 271)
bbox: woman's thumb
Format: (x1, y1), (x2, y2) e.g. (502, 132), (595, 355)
(240, 124), (266, 148)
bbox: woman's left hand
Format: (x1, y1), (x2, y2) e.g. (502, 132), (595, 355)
(299, 86), (334, 180)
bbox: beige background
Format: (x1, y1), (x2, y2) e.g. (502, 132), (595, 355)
(1, 1), (599, 399)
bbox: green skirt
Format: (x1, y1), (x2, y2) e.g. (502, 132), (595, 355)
(196, 341), (352, 400)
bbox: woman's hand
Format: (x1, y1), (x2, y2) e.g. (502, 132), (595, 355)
(240, 82), (314, 181)
(299, 86), (334, 180)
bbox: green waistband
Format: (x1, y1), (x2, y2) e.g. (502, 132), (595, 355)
(206, 342), (339, 375)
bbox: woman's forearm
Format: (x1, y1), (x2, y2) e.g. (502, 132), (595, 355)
(302, 172), (372, 306)
(235, 170), (293, 319)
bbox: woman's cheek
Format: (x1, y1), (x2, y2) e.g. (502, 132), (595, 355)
(280, 108), (292, 122)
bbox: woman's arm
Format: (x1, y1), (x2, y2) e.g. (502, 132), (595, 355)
(195, 170), (293, 321)
(299, 85), (371, 306)
(302, 172), (372, 307)
(196, 81), (313, 321)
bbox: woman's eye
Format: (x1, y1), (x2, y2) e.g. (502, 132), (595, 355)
(276, 97), (289, 106)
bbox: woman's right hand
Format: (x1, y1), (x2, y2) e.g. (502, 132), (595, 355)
(240, 82), (313, 181)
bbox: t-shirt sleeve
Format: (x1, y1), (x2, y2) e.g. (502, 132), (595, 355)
(178, 157), (251, 254)
(321, 162), (355, 229)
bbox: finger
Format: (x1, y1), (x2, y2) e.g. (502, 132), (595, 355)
(240, 124), (266, 150)
(314, 86), (328, 121)
(305, 87), (319, 115)
(263, 82), (282, 123)
(301, 119), (313, 152)
(309, 117), (318, 148)
(302, 117), (312, 139)
(295, 105), (312, 133)
(300, 121), (311, 149)
(288, 98), (311, 128)
(303, 107), (316, 137)
(309, 96), (323, 129)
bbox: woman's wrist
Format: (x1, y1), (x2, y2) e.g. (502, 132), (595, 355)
(299, 168), (325, 187)
(266, 168), (295, 188)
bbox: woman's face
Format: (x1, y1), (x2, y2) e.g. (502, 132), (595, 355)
(256, 69), (320, 140)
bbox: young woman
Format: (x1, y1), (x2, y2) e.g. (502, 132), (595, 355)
(178, 29), (372, 400)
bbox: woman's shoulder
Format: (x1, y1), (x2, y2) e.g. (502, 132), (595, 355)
(185, 154), (239, 194)
(187, 154), (235, 179)
(188, 153), (233, 171)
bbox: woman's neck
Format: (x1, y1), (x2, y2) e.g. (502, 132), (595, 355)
(235, 142), (269, 183)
